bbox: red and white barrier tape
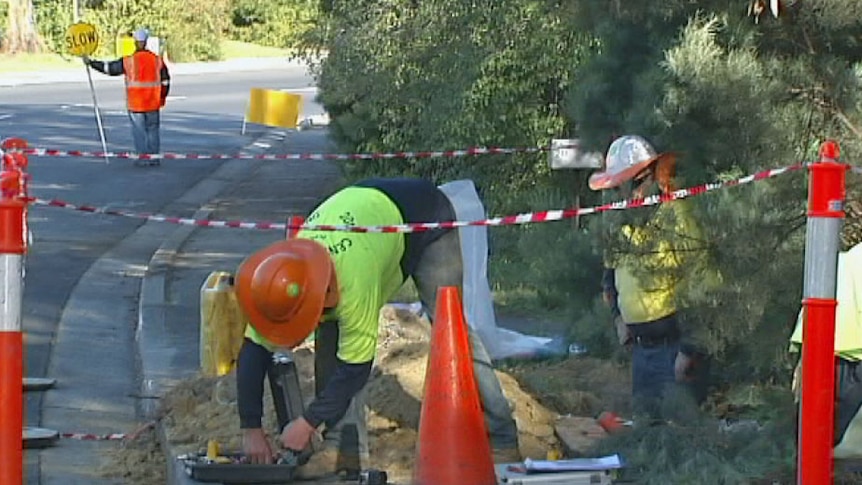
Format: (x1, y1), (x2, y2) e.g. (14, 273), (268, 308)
(18, 145), (550, 161)
(27, 163), (804, 232)
(59, 421), (155, 441)
(60, 432), (126, 441)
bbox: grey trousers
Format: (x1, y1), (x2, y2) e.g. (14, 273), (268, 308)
(318, 228), (519, 457)
(128, 110), (160, 154)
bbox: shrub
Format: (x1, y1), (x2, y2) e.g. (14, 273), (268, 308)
(81, 0), (230, 61)
(33, 0), (75, 54)
(227, 0), (317, 49)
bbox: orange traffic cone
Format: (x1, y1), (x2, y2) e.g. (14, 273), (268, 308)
(412, 287), (497, 485)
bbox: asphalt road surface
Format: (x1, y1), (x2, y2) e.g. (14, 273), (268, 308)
(0, 62), (322, 484)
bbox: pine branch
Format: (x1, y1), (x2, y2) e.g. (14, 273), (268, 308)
(834, 108), (862, 143)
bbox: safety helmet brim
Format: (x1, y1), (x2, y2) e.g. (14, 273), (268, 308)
(235, 239), (333, 348)
(588, 151), (675, 191)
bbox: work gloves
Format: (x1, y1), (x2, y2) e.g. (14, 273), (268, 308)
(81, 56), (100, 70)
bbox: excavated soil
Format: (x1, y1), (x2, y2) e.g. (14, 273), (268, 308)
(102, 306), (622, 484)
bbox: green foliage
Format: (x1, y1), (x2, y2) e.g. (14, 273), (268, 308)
(308, 0), (601, 341)
(494, 186), (603, 313)
(560, 2), (862, 385)
(33, 0), (75, 54)
(311, 1), (862, 444)
(85, 0), (230, 61)
(29, 0), (322, 60)
(42, 0), (232, 61)
(592, 388), (799, 484)
(226, 0), (317, 49)
(567, 298), (621, 360)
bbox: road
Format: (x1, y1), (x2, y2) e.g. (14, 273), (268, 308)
(0, 63), (323, 484)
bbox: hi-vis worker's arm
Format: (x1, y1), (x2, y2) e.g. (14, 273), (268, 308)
(84, 57), (124, 76)
(160, 62), (171, 103)
(839, 244), (862, 359)
(849, 245), (862, 341)
(789, 242), (862, 359)
(236, 337), (277, 464)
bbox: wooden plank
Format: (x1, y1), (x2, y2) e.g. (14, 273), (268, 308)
(553, 416), (608, 458)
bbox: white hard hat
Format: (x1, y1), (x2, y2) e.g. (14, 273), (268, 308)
(589, 135), (674, 191)
(133, 29), (149, 42)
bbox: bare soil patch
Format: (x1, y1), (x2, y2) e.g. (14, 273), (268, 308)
(103, 306), (618, 483)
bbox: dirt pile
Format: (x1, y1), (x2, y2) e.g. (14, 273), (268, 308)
(99, 425), (166, 485)
(105, 305), (610, 483)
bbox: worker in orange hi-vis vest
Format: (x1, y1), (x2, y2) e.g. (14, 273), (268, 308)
(84, 28), (171, 164)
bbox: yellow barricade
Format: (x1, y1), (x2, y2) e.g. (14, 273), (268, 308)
(116, 34), (163, 57)
(242, 88), (302, 133)
(116, 34), (135, 57)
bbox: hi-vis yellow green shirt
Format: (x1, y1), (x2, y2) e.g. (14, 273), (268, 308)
(611, 200), (704, 324)
(790, 243), (862, 361)
(245, 187), (405, 364)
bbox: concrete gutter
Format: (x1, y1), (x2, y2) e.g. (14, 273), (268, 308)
(136, 131), (285, 485)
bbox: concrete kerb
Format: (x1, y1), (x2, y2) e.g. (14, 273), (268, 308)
(136, 130), (283, 485)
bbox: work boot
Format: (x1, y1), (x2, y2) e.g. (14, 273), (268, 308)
(293, 447), (338, 480)
(492, 447), (522, 464)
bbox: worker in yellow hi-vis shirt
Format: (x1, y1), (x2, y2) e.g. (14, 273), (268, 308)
(790, 241), (862, 457)
(591, 135), (713, 418)
(233, 178), (520, 479)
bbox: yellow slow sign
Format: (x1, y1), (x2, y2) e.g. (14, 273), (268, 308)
(65, 23), (99, 57)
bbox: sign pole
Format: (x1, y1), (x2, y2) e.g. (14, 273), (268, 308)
(66, 22), (108, 164)
(84, 63), (110, 164)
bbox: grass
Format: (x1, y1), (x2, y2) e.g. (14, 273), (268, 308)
(0, 52), (81, 71)
(220, 40), (291, 59)
(0, 40), (290, 72)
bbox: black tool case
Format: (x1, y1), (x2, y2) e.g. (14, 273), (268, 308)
(181, 452), (299, 484)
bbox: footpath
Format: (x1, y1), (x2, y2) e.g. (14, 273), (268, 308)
(0, 57), (302, 87)
(136, 126), (345, 485)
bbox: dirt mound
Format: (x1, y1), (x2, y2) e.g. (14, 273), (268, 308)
(104, 305), (580, 483)
(365, 306), (562, 479)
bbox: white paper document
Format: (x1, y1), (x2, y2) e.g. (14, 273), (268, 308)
(523, 454), (623, 472)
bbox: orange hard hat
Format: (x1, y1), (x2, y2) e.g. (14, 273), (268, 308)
(235, 239), (334, 348)
(589, 135), (675, 191)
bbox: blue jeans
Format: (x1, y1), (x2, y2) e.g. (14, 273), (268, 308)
(631, 339), (681, 417)
(128, 110), (160, 154)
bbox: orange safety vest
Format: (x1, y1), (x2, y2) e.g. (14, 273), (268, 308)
(123, 51), (164, 112)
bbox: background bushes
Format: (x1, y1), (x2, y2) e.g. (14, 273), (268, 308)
(24, 0), (315, 62)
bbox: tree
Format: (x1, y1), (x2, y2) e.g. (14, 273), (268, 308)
(305, 0), (862, 479)
(3, 0), (44, 53)
(311, 0), (862, 383)
(564, 0), (862, 384)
